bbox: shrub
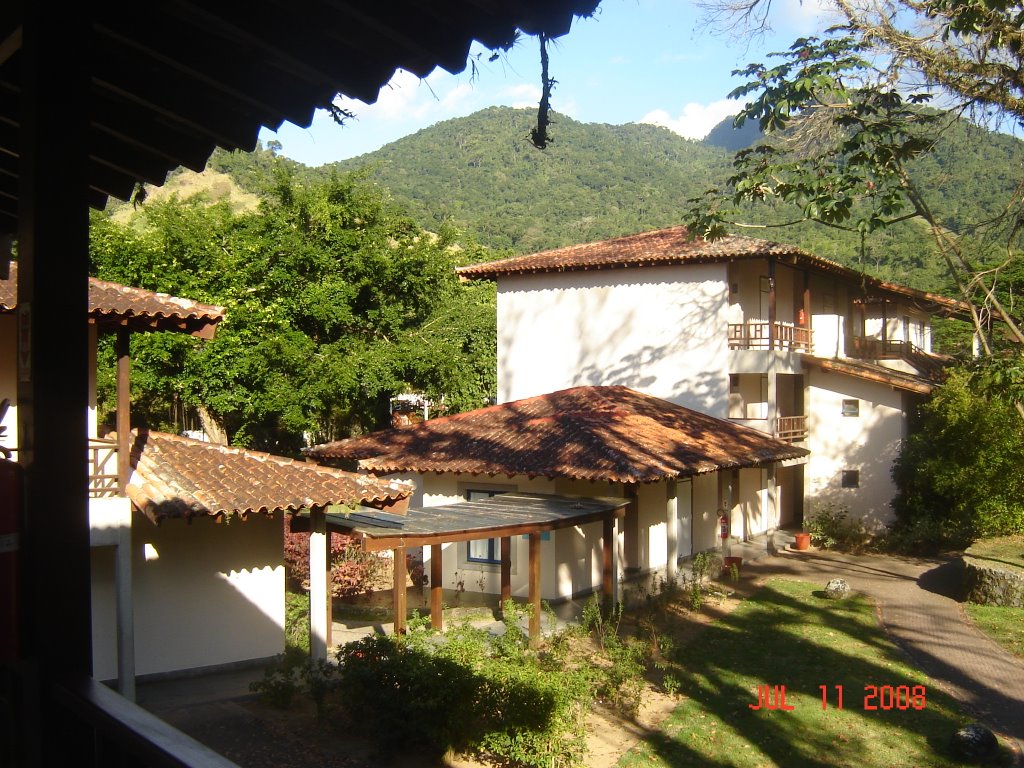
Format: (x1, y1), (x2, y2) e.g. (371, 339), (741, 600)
(336, 619), (593, 767)
(805, 503), (869, 551)
(249, 648), (307, 708)
(283, 518), (388, 597)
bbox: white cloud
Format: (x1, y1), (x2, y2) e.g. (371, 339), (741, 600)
(639, 99), (741, 140)
(504, 83), (542, 109)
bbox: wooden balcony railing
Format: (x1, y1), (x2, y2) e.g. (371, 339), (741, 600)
(89, 437), (120, 497)
(846, 337), (949, 379)
(50, 675), (240, 767)
(775, 415), (808, 442)
(728, 322), (812, 352)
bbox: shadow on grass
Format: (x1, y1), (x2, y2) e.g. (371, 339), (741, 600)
(621, 580), (972, 768)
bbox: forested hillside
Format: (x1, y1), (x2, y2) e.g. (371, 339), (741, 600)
(237, 106), (1024, 294)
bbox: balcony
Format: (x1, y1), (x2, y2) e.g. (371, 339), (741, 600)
(89, 437), (120, 497)
(846, 337), (949, 379)
(728, 322), (812, 352)
(775, 415), (808, 443)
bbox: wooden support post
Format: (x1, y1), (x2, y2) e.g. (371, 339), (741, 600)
(803, 272), (812, 351)
(430, 543), (443, 631)
(393, 546), (407, 634)
(500, 536), (511, 609)
(602, 516), (615, 614)
(528, 533), (541, 643)
(308, 511), (328, 661)
(115, 329), (131, 492)
(767, 259), (777, 350)
(18, 2), (92, 683)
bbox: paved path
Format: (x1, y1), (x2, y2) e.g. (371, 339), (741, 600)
(745, 547), (1024, 760)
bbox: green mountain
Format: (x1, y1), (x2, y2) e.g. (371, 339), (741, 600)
(325, 107), (734, 254)
(212, 107), (1024, 294)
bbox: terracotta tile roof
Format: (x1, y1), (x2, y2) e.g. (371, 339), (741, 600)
(126, 430), (413, 523)
(456, 225), (807, 279)
(456, 225), (971, 318)
(0, 262), (225, 338)
(802, 355), (938, 395)
(304, 386), (808, 484)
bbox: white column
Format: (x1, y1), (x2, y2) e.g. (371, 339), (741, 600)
(309, 511), (328, 661)
(665, 481), (678, 581)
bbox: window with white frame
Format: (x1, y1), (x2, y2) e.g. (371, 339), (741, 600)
(466, 488), (505, 565)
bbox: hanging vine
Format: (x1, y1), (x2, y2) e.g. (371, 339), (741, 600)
(529, 33), (556, 149)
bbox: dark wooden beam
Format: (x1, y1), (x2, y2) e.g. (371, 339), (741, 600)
(528, 533), (541, 644)
(115, 329), (130, 492)
(430, 543), (442, 631)
(393, 545), (407, 635)
(500, 536), (511, 608)
(90, 91), (216, 172)
(602, 515), (614, 614)
(18, 6), (93, 761)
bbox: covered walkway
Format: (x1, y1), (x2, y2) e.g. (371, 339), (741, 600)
(293, 493), (629, 654)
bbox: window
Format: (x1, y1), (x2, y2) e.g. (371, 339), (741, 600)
(467, 537), (500, 564)
(841, 470), (860, 488)
(466, 488), (505, 565)
(842, 399), (860, 417)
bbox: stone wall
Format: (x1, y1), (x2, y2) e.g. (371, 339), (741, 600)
(961, 554), (1024, 607)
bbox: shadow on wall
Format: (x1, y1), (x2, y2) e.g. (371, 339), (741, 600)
(499, 266), (729, 412)
(126, 511), (284, 677)
(806, 390), (902, 530)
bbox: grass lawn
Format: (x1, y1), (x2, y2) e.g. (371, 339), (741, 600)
(618, 579), (982, 768)
(964, 604), (1024, 660)
(965, 535), (1024, 572)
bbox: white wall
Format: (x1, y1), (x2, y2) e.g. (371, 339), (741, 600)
(94, 511), (285, 678)
(497, 264), (731, 415)
(0, 315), (16, 455)
(806, 370), (904, 528)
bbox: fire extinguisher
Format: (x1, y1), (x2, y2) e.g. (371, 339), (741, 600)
(0, 457), (22, 661)
(719, 513), (730, 540)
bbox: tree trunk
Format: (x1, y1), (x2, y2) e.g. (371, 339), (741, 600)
(197, 404), (229, 445)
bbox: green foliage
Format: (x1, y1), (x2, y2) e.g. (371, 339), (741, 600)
(284, 591), (310, 653)
(91, 169), (499, 450)
(335, 618), (593, 767)
(249, 647), (308, 708)
(805, 503), (870, 551)
(893, 368), (1024, 545)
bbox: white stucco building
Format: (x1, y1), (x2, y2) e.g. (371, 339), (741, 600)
(0, 265), (411, 691)
(458, 225), (967, 531)
(306, 385), (806, 604)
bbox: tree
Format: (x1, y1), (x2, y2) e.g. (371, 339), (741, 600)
(892, 368), (1024, 543)
(90, 169), (499, 452)
(684, 33), (1024, 351)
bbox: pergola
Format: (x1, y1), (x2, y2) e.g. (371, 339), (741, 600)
(295, 493), (629, 644)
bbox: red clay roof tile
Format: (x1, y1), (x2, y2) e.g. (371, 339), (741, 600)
(304, 386), (807, 483)
(0, 262), (224, 337)
(126, 430), (412, 522)
(456, 225), (970, 317)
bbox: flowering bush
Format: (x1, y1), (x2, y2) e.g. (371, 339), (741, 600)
(283, 518), (388, 597)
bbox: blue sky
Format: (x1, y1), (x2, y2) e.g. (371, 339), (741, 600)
(260, 0), (832, 166)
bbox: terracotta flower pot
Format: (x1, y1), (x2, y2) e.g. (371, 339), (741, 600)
(793, 532), (811, 551)
(722, 556), (743, 576)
